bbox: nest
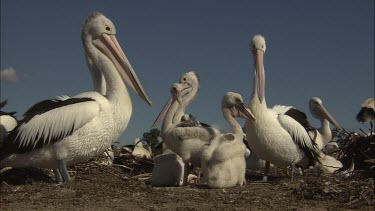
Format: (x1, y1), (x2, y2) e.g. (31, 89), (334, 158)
(336, 133), (375, 177)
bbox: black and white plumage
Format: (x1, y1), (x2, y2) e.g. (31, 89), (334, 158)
(176, 114), (212, 128)
(356, 98), (375, 123)
(0, 12), (152, 183)
(245, 35), (321, 181)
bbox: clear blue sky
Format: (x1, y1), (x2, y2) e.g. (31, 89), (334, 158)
(1, 0), (374, 144)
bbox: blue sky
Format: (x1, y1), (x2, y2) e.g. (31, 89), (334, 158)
(1, 0), (374, 144)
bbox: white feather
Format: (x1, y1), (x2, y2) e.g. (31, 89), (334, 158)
(16, 100), (100, 149)
(277, 114), (315, 151)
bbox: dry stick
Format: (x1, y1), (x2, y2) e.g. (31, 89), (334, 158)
(360, 122), (372, 132)
(112, 164), (133, 171)
(359, 129), (367, 136)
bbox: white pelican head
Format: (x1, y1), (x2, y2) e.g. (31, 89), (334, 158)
(81, 12), (152, 106)
(309, 97), (341, 129)
(222, 92), (256, 121)
(179, 71), (200, 99)
(250, 35), (266, 102)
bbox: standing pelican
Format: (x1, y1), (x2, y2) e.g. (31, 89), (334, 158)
(245, 35), (320, 181)
(308, 97), (342, 150)
(201, 92), (255, 188)
(0, 12), (152, 183)
(153, 82), (219, 171)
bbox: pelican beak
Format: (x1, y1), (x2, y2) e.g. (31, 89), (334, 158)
(152, 97), (172, 127)
(236, 103), (256, 121)
(152, 83), (183, 127)
(254, 50), (265, 103)
(92, 34), (152, 106)
(318, 104), (341, 129)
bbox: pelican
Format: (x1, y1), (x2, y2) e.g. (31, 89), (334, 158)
(356, 98), (374, 136)
(308, 97), (342, 150)
(0, 12), (152, 183)
(153, 71), (201, 127)
(356, 98), (375, 123)
(245, 35), (320, 181)
(306, 154), (343, 175)
(173, 71), (200, 124)
(132, 138), (152, 159)
(153, 82), (220, 185)
(201, 92), (255, 188)
(0, 100), (18, 146)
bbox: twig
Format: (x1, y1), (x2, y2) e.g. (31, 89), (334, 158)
(112, 164), (133, 171)
(359, 129), (367, 136)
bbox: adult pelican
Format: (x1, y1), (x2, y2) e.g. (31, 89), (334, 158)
(245, 35), (320, 181)
(308, 97), (342, 150)
(153, 82), (219, 182)
(153, 71), (201, 127)
(0, 12), (152, 183)
(201, 92), (255, 188)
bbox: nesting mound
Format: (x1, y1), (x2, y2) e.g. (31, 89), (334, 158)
(1, 143), (374, 210)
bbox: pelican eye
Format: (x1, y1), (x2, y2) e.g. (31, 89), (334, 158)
(183, 78), (187, 81)
(105, 26), (111, 31)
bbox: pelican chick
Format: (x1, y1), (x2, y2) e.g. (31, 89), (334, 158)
(201, 92), (255, 188)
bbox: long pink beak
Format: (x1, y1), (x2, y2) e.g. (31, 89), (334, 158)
(92, 34), (152, 106)
(152, 82), (191, 127)
(254, 49), (265, 103)
(318, 104), (341, 129)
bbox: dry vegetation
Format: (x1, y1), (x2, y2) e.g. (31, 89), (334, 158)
(1, 133), (374, 210)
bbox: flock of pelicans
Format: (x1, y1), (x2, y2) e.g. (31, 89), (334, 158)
(0, 13), (374, 188)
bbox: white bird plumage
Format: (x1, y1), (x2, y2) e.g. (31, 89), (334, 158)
(245, 35), (320, 181)
(0, 101), (18, 147)
(308, 97), (342, 151)
(201, 92), (255, 188)
(0, 12), (152, 182)
(153, 73), (219, 168)
(154, 83), (216, 167)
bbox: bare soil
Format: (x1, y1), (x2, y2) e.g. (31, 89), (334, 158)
(1, 152), (374, 211)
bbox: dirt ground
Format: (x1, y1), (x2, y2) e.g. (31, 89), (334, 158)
(1, 152), (374, 211)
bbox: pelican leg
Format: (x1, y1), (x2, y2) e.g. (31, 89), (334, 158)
(290, 162), (295, 182)
(183, 162), (189, 185)
(262, 161), (270, 182)
(53, 168), (63, 183)
(58, 159), (71, 183)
